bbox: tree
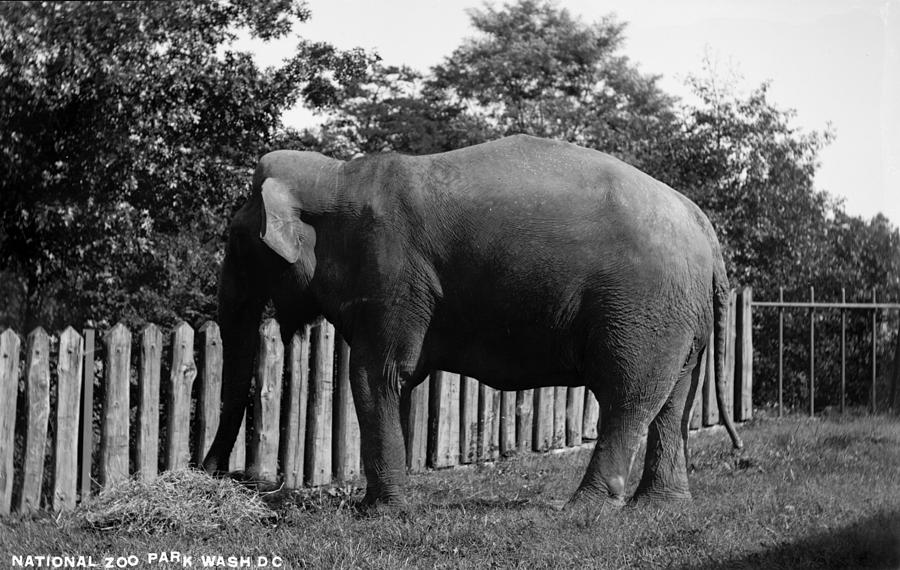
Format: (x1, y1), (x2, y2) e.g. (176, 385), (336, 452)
(0, 0), (370, 330)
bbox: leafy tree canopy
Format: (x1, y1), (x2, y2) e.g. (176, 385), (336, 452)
(0, 0), (371, 329)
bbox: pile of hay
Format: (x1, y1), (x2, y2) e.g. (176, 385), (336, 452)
(65, 469), (276, 535)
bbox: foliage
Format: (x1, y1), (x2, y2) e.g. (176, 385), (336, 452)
(0, 0), (370, 330)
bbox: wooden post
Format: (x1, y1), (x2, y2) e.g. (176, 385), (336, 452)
(428, 371), (460, 468)
(136, 324), (161, 481)
(871, 288), (877, 413)
(735, 287), (753, 421)
(101, 323), (130, 485)
(406, 377), (430, 472)
(778, 287), (784, 417)
(18, 328), (50, 513)
(583, 389), (601, 438)
(196, 321), (222, 464)
(167, 322), (196, 471)
(478, 383), (498, 461)
(702, 328), (718, 426)
(890, 317), (900, 415)
(54, 328), (83, 507)
(230, 411), (247, 472)
(491, 388), (501, 459)
(79, 329), (94, 499)
(306, 320), (334, 485)
(0, 329), (21, 515)
(532, 387), (554, 451)
(552, 386), (566, 449)
(689, 348), (707, 430)
(841, 289), (847, 414)
(249, 319), (283, 482)
(499, 391), (516, 456)
(53, 328), (83, 511)
(281, 328), (310, 488)
(459, 376), (479, 464)
(565, 386), (584, 446)
(515, 389), (534, 452)
(809, 287), (815, 417)
(722, 289), (737, 423)
(333, 335), (360, 482)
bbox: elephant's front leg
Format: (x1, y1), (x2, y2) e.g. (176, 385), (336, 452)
(349, 345), (422, 508)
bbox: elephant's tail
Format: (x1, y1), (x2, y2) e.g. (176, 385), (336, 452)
(713, 260), (744, 450)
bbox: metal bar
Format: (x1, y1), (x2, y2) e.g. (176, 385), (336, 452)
(809, 287), (815, 417)
(753, 301), (900, 310)
(841, 288), (846, 414)
(872, 288), (877, 413)
(778, 287), (784, 417)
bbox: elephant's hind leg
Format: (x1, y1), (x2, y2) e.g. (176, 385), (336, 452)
(569, 366), (671, 507)
(632, 351), (702, 503)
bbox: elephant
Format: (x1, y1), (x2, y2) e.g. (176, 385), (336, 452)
(202, 134), (743, 509)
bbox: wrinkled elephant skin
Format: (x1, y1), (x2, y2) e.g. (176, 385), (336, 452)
(202, 135), (742, 508)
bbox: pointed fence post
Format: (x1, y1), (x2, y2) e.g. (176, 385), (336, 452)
(0, 329), (21, 515)
(428, 371), (460, 468)
(583, 390), (600, 439)
(406, 378), (430, 472)
(249, 319), (283, 482)
(459, 376), (479, 464)
(79, 329), (95, 500)
(515, 389), (534, 452)
(333, 335), (360, 482)
(196, 321), (223, 464)
(565, 386), (585, 447)
(306, 320), (334, 485)
(101, 323), (131, 485)
(533, 387), (554, 451)
(18, 328), (50, 513)
(735, 287), (753, 421)
(282, 328), (310, 488)
(53, 328), (83, 511)
(167, 322), (197, 471)
(499, 391), (516, 456)
(136, 324), (162, 481)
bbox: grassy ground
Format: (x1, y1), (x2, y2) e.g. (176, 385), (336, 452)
(2, 415), (898, 569)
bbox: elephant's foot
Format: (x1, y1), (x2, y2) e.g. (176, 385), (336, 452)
(565, 483), (628, 511)
(356, 484), (407, 516)
(629, 484), (692, 506)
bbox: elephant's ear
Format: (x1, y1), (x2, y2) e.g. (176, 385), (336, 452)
(260, 178), (317, 268)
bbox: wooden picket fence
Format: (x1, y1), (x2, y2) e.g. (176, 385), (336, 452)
(0, 288), (753, 515)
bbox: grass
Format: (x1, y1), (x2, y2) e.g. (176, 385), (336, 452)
(1, 415), (898, 569)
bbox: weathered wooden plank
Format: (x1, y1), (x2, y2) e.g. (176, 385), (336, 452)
(230, 411), (246, 472)
(565, 386), (584, 447)
(490, 388), (501, 459)
(689, 348), (707, 430)
(429, 371), (460, 468)
(195, 321), (222, 464)
(0, 329), (21, 515)
(249, 319), (283, 481)
(333, 335), (360, 482)
(532, 387), (554, 452)
(582, 389), (600, 440)
(515, 389), (534, 452)
(499, 391), (516, 456)
(552, 386), (567, 449)
(281, 328), (310, 488)
(459, 376), (479, 464)
(406, 378), (430, 472)
(735, 287), (753, 421)
(53, 328), (83, 511)
(18, 328), (50, 512)
(167, 322), (197, 471)
(102, 323), (131, 485)
(79, 329), (95, 500)
(722, 288), (737, 423)
(136, 324), (161, 481)
(702, 328), (719, 426)
(477, 383), (496, 461)
(306, 320), (335, 485)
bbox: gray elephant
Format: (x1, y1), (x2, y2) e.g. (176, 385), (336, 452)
(202, 134), (742, 508)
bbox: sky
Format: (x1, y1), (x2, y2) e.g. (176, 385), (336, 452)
(239, 0), (900, 225)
